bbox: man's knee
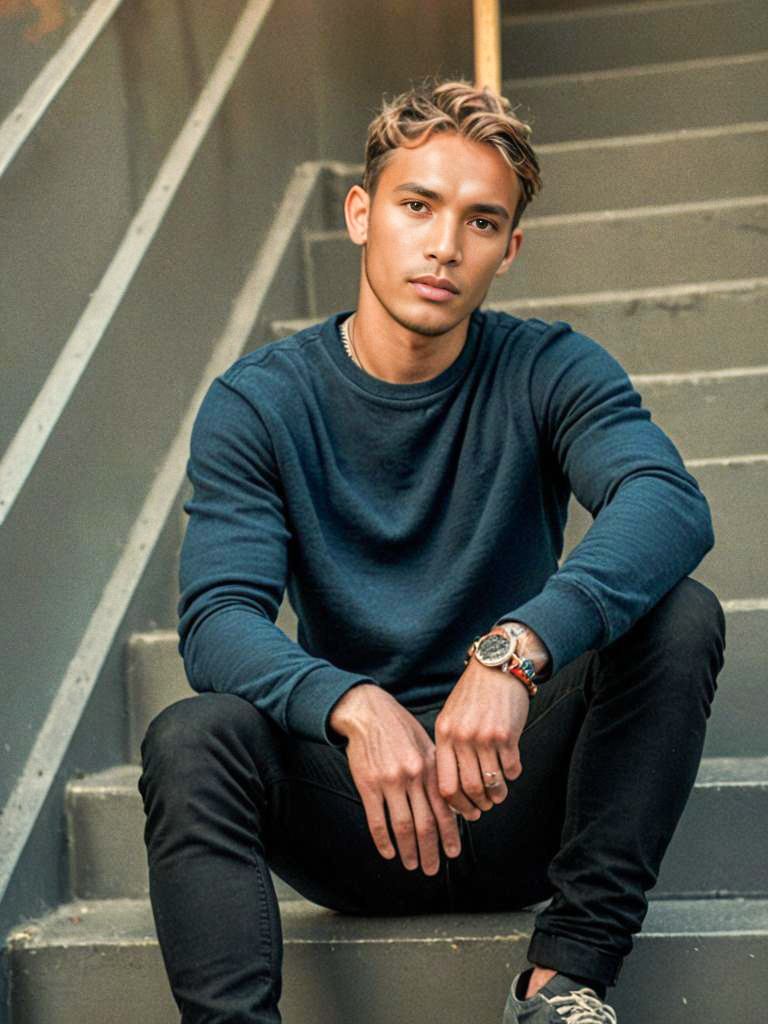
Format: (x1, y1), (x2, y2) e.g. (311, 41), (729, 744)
(603, 578), (724, 711)
(626, 578), (725, 714)
(649, 577), (725, 664)
(140, 692), (274, 794)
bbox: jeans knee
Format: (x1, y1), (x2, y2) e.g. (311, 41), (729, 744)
(140, 693), (269, 799)
(602, 579), (724, 715)
(652, 578), (725, 666)
(640, 578), (725, 712)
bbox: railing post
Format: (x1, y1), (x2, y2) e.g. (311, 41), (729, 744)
(473, 0), (501, 93)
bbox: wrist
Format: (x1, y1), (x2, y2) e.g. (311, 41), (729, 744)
(329, 683), (385, 740)
(499, 621), (550, 677)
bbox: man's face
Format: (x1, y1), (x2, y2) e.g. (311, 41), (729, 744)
(346, 131), (523, 338)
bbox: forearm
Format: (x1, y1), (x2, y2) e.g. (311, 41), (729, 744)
(524, 326), (714, 674)
(501, 473), (713, 675)
(181, 602), (372, 745)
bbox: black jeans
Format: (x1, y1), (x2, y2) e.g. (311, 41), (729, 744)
(140, 578), (724, 1022)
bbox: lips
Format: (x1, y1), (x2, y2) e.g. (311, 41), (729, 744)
(411, 275), (459, 302)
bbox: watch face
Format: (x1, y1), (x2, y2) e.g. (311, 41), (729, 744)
(476, 632), (513, 667)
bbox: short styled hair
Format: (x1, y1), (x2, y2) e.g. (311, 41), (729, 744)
(363, 80), (542, 226)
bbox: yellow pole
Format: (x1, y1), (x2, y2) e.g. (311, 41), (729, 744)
(473, 0), (502, 93)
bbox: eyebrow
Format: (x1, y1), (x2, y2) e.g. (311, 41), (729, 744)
(393, 183), (511, 221)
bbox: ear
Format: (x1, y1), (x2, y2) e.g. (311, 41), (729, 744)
(344, 184), (370, 246)
(495, 227), (523, 277)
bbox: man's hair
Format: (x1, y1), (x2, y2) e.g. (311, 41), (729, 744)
(363, 80), (542, 227)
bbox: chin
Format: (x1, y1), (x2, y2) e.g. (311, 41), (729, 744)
(394, 304), (468, 338)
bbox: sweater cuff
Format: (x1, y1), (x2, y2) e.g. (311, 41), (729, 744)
(500, 578), (606, 677)
(286, 666), (376, 747)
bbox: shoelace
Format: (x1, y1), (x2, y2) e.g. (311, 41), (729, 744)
(543, 987), (618, 1024)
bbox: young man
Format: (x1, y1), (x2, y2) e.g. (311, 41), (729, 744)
(140, 81), (725, 1023)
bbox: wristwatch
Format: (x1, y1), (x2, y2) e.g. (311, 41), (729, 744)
(465, 623), (538, 697)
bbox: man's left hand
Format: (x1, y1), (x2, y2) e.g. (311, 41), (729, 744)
(434, 625), (549, 817)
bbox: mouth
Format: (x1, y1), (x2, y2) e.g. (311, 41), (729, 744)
(410, 275), (460, 302)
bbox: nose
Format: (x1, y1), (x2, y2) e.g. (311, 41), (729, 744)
(424, 214), (462, 266)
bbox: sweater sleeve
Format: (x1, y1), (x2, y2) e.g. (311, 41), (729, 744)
(177, 375), (373, 744)
(500, 323), (714, 675)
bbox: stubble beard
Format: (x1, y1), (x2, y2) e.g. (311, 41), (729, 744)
(362, 249), (479, 338)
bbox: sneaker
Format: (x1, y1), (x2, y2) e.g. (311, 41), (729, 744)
(503, 972), (617, 1023)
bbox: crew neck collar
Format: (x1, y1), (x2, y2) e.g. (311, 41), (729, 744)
(322, 310), (484, 402)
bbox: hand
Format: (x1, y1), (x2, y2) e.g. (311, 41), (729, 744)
(434, 655), (532, 817)
(330, 684), (461, 875)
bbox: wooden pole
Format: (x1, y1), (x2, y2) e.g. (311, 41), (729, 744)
(473, 0), (501, 93)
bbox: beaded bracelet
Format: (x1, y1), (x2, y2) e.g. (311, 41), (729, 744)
(502, 656), (538, 697)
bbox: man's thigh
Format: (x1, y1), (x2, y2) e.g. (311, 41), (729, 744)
(266, 659), (589, 918)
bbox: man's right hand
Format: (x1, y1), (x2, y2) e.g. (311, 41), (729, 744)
(329, 684), (463, 876)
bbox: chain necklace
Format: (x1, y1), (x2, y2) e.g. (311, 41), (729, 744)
(339, 314), (363, 369)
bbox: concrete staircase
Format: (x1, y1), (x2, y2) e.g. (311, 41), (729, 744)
(8, 0), (768, 1020)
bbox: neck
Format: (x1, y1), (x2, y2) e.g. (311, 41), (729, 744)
(351, 295), (470, 385)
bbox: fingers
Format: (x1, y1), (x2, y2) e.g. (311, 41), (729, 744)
(436, 738), (480, 820)
(361, 778), (462, 876)
(383, 788), (421, 872)
(358, 787), (397, 862)
(477, 749), (508, 806)
(407, 785), (448, 875)
(423, 774), (462, 861)
(455, 744), (497, 812)
(438, 740), (518, 813)
(499, 742), (523, 782)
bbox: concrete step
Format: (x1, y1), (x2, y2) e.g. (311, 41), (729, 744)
(125, 631), (193, 765)
(695, 460), (768, 600)
(503, 0), (768, 77)
(488, 278), (768, 374)
(273, 277), (768, 375)
(305, 196), (768, 314)
(708, 604), (768, 758)
(503, 51), (768, 143)
(9, 897), (768, 1023)
(304, 124), (768, 224)
(125, 600), (299, 762)
(493, 196), (768, 300)
(65, 756), (768, 902)
(655, 757), (768, 897)
(64, 766), (298, 903)
(565, 458), (768, 599)
(633, 367), (768, 460)
(535, 124), (768, 217)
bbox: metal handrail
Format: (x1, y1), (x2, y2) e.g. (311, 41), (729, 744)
(473, 0), (502, 92)
(0, 0), (125, 179)
(0, 0), (274, 527)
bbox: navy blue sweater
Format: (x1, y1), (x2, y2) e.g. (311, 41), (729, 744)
(178, 310), (713, 744)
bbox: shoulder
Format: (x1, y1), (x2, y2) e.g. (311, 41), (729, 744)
(477, 309), (601, 367)
(479, 309), (626, 375)
(191, 318), (335, 447)
(220, 319), (329, 401)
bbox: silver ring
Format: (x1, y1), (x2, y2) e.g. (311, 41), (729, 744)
(483, 771), (502, 790)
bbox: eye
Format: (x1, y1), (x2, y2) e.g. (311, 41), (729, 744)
(472, 217), (497, 233)
(404, 200), (428, 213)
